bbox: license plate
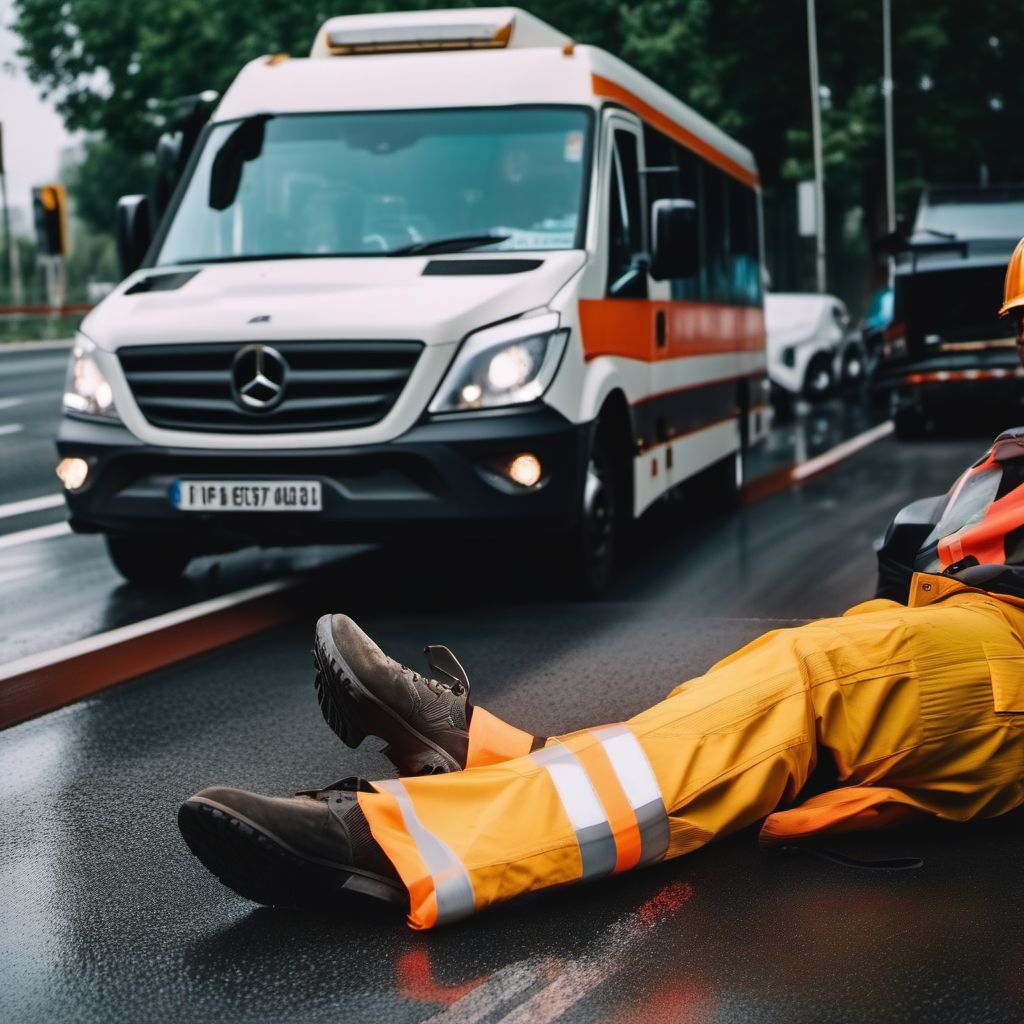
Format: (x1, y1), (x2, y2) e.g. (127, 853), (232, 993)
(170, 480), (323, 512)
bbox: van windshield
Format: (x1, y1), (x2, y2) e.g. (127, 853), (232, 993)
(155, 107), (592, 264)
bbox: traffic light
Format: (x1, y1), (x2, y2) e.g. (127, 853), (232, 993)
(32, 183), (68, 256)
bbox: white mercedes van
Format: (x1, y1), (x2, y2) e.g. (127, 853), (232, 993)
(57, 7), (769, 593)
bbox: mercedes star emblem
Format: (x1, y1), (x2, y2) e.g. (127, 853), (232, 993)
(230, 343), (288, 411)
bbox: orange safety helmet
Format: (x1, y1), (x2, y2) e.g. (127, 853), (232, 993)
(999, 236), (1024, 316)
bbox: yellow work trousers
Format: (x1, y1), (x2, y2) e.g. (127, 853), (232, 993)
(358, 576), (1024, 929)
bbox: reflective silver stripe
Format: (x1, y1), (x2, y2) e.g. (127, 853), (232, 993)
(373, 779), (475, 925)
(530, 742), (617, 880)
(591, 724), (670, 867)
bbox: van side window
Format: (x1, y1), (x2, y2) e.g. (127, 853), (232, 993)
(702, 167), (730, 303)
(642, 122), (762, 307)
(728, 178), (761, 304)
(607, 130), (647, 298)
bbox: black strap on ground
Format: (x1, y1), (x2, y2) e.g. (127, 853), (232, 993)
(774, 843), (924, 871)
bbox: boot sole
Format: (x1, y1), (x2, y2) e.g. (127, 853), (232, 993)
(177, 797), (406, 914)
(313, 615), (461, 774)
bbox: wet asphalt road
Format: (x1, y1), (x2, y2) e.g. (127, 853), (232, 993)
(4, 406), (1022, 1024)
(0, 345), (68, 514)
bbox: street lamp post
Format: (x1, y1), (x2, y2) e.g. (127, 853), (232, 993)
(806, 0), (826, 293)
(883, 0), (896, 233)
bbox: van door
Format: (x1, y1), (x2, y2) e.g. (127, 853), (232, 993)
(601, 115), (669, 506)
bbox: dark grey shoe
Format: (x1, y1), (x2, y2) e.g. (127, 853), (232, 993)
(177, 781), (406, 913)
(313, 614), (470, 775)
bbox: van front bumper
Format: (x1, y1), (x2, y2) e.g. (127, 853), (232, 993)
(56, 407), (591, 551)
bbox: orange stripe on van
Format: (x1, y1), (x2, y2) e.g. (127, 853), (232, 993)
(579, 298), (765, 362)
(592, 74), (760, 189)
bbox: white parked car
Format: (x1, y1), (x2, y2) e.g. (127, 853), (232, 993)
(765, 293), (865, 408)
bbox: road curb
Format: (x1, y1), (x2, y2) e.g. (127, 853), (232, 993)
(742, 420), (893, 503)
(0, 577), (300, 729)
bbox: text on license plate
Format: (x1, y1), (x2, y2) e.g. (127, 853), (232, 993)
(171, 480), (323, 512)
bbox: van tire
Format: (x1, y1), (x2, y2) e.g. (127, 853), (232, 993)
(106, 535), (191, 586)
(547, 427), (625, 599)
(802, 353), (834, 402)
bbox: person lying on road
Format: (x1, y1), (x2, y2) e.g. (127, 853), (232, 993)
(176, 240), (1024, 930)
(179, 587), (1024, 931)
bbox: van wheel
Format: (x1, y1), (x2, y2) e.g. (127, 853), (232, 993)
(803, 354), (834, 402)
(547, 432), (622, 599)
(106, 535), (191, 586)
(841, 345), (866, 391)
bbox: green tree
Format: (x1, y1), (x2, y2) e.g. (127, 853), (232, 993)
(14, 0), (1024, 299)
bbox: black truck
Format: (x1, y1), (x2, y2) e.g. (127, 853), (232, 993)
(874, 186), (1024, 438)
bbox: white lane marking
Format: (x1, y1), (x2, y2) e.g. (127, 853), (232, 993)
(491, 899), (683, 1024)
(0, 391), (60, 410)
(0, 493), (64, 519)
(0, 522), (70, 551)
(419, 965), (538, 1024)
(416, 882), (695, 1024)
(0, 576), (297, 682)
(0, 423), (24, 436)
(790, 420), (894, 482)
(0, 357), (71, 376)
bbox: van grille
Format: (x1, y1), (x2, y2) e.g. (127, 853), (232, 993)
(118, 340), (423, 433)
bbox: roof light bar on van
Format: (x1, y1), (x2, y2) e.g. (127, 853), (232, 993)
(325, 16), (514, 56)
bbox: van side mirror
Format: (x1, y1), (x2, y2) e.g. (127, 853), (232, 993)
(116, 194), (152, 278)
(649, 198), (698, 280)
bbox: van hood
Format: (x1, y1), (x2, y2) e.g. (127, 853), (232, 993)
(82, 252), (586, 350)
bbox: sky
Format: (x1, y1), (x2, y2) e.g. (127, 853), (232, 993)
(0, 0), (78, 230)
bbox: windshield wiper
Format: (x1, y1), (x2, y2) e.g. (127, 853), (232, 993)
(387, 234), (510, 256)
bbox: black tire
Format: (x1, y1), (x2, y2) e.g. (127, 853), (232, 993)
(713, 448), (744, 510)
(840, 344), (866, 393)
(547, 429), (624, 599)
(770, 383), (796, 422)
(802, 353), (835, 403)
(106, 534), (191, 586)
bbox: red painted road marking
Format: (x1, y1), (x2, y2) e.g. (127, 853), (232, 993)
(742, 420), (894, 504)
(0, 577), (300, 729)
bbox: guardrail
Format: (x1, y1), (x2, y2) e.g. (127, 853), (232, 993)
(0, 303), (94, 317)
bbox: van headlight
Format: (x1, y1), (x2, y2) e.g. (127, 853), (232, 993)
(429, 313), (569, 414)
(63, 336), (120, 421)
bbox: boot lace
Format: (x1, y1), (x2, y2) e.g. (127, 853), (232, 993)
(401, 665), (465, 697)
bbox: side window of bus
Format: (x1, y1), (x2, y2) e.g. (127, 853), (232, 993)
(702, 167), (731, 303)
(643, 123), (701, 301)
(729, 178), (761, 305)
(641, 121), (761, 307)
(607, 130), (647, 298)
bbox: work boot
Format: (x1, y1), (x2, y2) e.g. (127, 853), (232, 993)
(313, 614), (470, 775)
(177, 780), (407, 914)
